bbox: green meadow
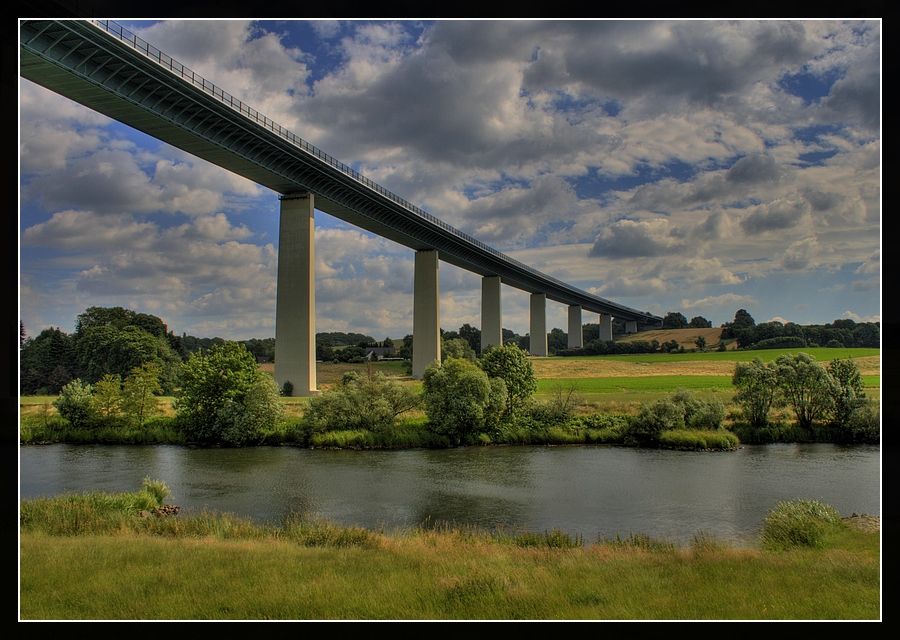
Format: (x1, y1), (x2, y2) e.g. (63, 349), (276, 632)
(19, 485), (880, 621)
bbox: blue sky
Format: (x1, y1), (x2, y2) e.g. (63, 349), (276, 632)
(19, 19), (881, 342)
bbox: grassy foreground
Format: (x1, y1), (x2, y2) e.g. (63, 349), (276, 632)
(20, 486), (880, 620)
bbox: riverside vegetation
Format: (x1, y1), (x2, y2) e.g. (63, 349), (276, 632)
(20, 340), (878, 450)
(19, 480), (879, 620)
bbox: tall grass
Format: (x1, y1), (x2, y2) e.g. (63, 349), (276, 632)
(760, 499), (847, 551)
(19, 489), (879, 619)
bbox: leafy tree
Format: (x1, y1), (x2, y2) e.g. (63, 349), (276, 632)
(480, 343), (537, 417)
(732, 358), (778, 429)
(662, 312), (689, 329)
(458, 323), (481, 356)
(174, 342), (267, 443)
(121, 362), (163, 427)
(53, 379), (96, 428)
(93, 374), (123, 420)
(775, 353), (834, 430)
(689, 316), (712, 328)
(548, 328), (568, 354)
(732, 309), (755, 330)
(423, 358), (506, 443)
(442, 337), (477, 362)
(216, 376), (284, 445)
(827, 358), (867, 431)
(695, 335), (707, 351)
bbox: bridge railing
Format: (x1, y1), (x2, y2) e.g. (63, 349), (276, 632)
(87, 19), (650, 317)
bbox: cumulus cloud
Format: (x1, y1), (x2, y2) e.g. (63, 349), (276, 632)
(781, 237), (820, 270)
(589, 218), (683, 259)
(740, 199), (809, 235)
(19, 19), (880, 337)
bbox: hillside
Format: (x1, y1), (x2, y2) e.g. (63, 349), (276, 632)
(617, 327), (729, 350)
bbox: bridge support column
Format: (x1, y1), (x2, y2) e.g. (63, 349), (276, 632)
(530, 293), (548, 356)
(568, 305), (583, 349)
(481, 276), (503, 353)
(412, 250), (441, 379)
(275, 193), (317, 396)
(599, 314), (613, 342)
(625, 320), (637, 334)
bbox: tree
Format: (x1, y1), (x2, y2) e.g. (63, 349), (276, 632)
(827, 358), (867, 431)
(442, 337), (476, 362)
(689, 316), (712, 329)
(548, 328), (568, 354)
(458, 323), (481, 356)
(121, 362), (163, 427)
(422, 358), (506, 443)
(174, 342), (267, 442)
(216, 375), (284, 445)
(93, 374), (123, 420)
(53, 379), (96, 428)
(775, 353), (834, 430)
(480, 343), (537, 417)
(732, 358), (778, 430)
(662, 312), (689, 329)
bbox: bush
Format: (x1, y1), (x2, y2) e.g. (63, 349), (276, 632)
(626, 398), (683, 445)
(302, 367), (420, 434)
(423, 358), (506, 444)
(174, 342), (272, 443)
(217, 376), (284, 445)
(760, 499), (845, 550)
(53, 379), (97, 429)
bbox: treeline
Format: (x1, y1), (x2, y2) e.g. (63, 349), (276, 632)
(19, 305), (400, 395)
(720, 310), (879, 350)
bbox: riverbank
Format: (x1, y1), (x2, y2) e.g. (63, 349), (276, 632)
(20, 495), (881, 620)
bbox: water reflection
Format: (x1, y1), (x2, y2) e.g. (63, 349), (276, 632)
(20, 443), (880, 545)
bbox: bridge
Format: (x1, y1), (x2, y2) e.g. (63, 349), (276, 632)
(20, 18), (663, 394)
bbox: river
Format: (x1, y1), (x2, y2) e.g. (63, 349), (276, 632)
(19, 443), (880, 546)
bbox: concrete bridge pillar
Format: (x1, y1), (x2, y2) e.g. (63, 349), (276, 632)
(275, 193), (317, 396)
(625, 320), (637, 334)
(530, 293), (548, 356)
(568, 305), (583, 349)
(481, 276), (503, 353)
(599, 314), (613, 342)
(412, 250), (441, 379)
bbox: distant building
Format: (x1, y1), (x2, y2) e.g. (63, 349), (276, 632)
(364, 347), (397, 361)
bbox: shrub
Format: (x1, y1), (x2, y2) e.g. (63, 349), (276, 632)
(761, 499), (845, 550)
(626, 398), (683, 445)
(847, 403), (880, 443)
(217, 376), (284, 445)
(53, 379), (97, 429)
(423, 358), (506, 444)
(686, 397), (726, 430)
(531, 381), (583, 425)
(302, 367), (420, 434)
(174, 342), (268, 443)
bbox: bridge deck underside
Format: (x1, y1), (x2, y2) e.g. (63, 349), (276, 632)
(20, 19), (661, 325)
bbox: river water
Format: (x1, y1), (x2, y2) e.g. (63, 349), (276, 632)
(19, 443), (880, 546)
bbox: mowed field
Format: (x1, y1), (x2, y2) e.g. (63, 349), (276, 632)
(530, 355), (880, 380)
